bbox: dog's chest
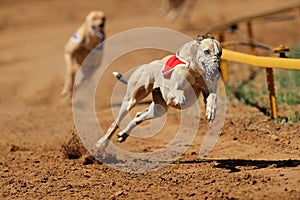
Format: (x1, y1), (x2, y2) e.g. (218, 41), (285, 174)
(73, 47), (90, 64)
(83, 36), (102, 51)
(74, 38), (103, 64)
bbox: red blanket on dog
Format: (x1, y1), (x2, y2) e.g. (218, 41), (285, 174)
(161, 54), (188, 79)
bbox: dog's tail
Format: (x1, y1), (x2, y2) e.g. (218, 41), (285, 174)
(112, 72), (128, 84)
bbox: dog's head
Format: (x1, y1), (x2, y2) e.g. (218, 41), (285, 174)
(85, 10), (106, 39)
(195, 34), (222, 82)
(178, 34), (222, 83)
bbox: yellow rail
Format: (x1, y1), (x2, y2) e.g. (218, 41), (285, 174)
(221, 48), (300, 119)
(222, 49), (300, 70)
(203, 2), (300, 120)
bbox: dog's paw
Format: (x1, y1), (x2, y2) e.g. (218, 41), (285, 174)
(117, 131), (129, 143)
(60, 92), (72, 104)
(206, 93), (217, 122)
(95, 137), (109, 150)
(60, 87), (72, 99)
(169, 90), (186, 107)
(174, 95), (186, 107)
(60, 89), (68, 98)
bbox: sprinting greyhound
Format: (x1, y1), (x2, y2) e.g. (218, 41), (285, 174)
(96, 35), (222, 148)
(61, 11), (106, 100)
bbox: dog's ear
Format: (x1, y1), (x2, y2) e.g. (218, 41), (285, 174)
(196, 34), (205, 43)
(204, 33), (215, 40)
(213, 40), (222, 57)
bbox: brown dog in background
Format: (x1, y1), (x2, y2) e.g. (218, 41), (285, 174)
(61, 10), (105, 100)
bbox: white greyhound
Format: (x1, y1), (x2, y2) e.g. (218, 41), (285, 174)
(96, 35), (222, 148)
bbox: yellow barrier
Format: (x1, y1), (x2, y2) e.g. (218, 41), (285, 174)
(222, 49), (300, 70)
(203, 3), (300, 120)
(221, 48), (300, 119)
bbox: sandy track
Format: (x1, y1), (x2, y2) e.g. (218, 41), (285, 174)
(1, 0), (300, 199)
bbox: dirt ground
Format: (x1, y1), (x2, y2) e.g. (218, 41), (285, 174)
(1, 0), (300, 199)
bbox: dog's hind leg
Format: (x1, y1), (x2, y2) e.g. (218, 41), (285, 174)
(117, 88), (168, 142)
(96, 73), (153, 147)
(95, 98), (131, 148)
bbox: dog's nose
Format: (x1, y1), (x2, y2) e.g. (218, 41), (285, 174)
(211, 56), (220, 63)
(92, 23), (104, 30)
(99, 23), (104, 28)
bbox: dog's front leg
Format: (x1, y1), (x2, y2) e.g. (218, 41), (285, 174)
(205, 93), (217, 121)
(61, 53), (75, 99)
(202, 80), (218, 121)
(166, 68), (194, 107)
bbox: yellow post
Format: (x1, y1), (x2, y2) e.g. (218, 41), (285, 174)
(247, 20), (277, 119)
(219, 33), (228, 81)
(265, 68), (277, 119)
(248, 18), (277, 120)
(220, 60), (228, 82)
(268, 45), (290, 119)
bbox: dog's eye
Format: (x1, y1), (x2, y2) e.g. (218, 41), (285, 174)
(204, 49), (210, 55)
(218, 50), (222, 57)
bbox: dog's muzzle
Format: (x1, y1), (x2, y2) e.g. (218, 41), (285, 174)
(92, 23), (105, 38)
(200, 57), (221, 82)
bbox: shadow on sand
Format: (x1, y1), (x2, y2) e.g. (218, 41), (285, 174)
(178, 159), (300, 172)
